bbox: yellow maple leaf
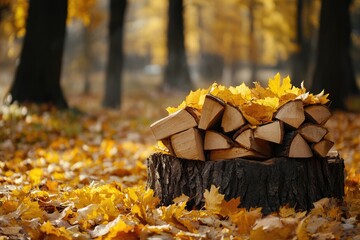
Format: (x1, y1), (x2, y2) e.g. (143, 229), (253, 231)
(268, 73), (293, 97)
(204, 185), (224, 214)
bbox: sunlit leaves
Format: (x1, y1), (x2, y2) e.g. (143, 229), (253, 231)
(0, 98), (359, 239)
(167, 73), (329, 125)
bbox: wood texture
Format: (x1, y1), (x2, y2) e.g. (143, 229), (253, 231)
(198, 95), (225, 130)
(304, 104), (332, 124)
(254, 120), (284, 144)
(147, 153), (345, 214)
(204, 131), (233, 150)
(299, 123), (328, 143)
(275, 100), (305, 128)
(221, 104), (246, 133)
(171, 128), (205, 161)
(150, 108), (198, 140)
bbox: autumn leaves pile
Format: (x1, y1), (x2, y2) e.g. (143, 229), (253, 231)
(151, 73), (334, 161)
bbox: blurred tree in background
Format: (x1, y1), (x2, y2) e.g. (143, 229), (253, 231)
(0, 0), (360, 110)
(9, 0), (68, 108)
(163, 0), (192, 91)
(312, 0), (358, 109)
(103, 0), (127, 108)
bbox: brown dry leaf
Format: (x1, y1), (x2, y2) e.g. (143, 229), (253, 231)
(220, 197), (241, 216)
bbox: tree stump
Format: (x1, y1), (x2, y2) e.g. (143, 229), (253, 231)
(146, 153), (345, 214)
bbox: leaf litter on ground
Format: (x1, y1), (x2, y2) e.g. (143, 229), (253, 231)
(0, 95), (359, 239)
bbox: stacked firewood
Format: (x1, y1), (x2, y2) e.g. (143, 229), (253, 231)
(150, 93), (333, 161)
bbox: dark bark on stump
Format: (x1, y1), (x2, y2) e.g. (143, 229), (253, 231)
(147, 153), (344, 214)
(9, 0), (68, 108)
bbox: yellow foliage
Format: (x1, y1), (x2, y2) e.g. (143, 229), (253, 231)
(166, 73), (329, 125)
(0, 98), (358, 239)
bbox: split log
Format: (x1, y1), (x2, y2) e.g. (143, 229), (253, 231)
(304, 104), (332, 125)
(221, 104), (246, 133)
(147, 153), (345, 214)
(275, 100), (305, 128)
(204, 131), (233, 150)
(276, 131), (313, 158)
(234, 126), (271, 156)
(313, 139), (334, 157)
(298, 123), (328, 143)
(198, 95), (225, 130)
(150, 108), (198, 140)
(254, 121), (284, 144)
(171, 128), (205, 161)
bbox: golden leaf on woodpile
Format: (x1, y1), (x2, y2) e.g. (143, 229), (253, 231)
(240, 102), (276, 125)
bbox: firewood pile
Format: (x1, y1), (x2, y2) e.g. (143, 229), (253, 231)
(150, 74), (334, 161)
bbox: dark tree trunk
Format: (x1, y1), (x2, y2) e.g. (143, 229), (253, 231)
(103, 0), (127, 108)
(312, 0), (357, 109)
(163, 0), (192, 91)
(249, 0), (258, 83)
(147, 153), (344, 214)
(9, 0), (68, 108)
(291, 0), (312, 86)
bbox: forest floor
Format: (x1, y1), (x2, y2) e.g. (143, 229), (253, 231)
(0, 91), (359, 239)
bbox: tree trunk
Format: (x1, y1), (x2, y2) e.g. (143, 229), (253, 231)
(9, 0), (68, 108)
(147, 153), (344, 214)
(163, 0), (192, 91)
(103, 0), (127, 108)
(291, 0), (312, 86)
(312, 0), (357, 109)
(249, 0), (258, 83)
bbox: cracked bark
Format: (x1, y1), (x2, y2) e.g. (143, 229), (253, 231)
(147, 153), (344, 214)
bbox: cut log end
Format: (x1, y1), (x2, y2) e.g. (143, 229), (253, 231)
(150, 108), (198, 140)
(204, 131), (233, 150)
(304, 104), (332, 125)
(221, 104), (246, 133)
(198, 95), (225, 130)
(275, 100), (305, 128)
(171, 128), (205, 161)
(254, 120), (284, 144)
(299, 123), (328, 143)
(313, 139), (334, 157)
